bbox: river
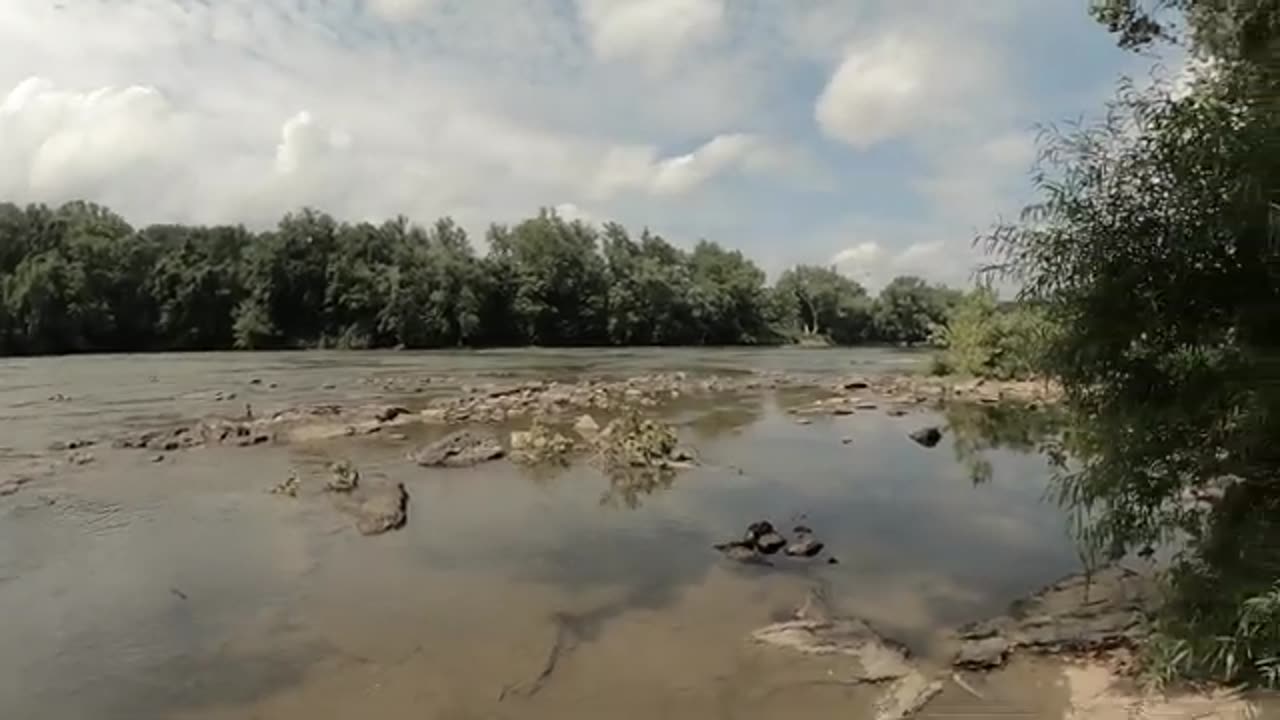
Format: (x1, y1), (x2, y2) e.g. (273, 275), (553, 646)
(0, 348), (1187, 718)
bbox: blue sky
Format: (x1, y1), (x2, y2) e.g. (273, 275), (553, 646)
(0, 0), (1179, 288)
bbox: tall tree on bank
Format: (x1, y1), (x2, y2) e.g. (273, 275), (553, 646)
(988, 0), (1280, 686)
(773, 265), (875, 343)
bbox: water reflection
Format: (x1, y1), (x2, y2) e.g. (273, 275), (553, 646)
(944, 402), (1064, 484)
(599, 467), (677, 509)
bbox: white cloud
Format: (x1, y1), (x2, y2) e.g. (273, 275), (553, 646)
(831, 238), (961, 291)
(816, 32), (995, 149)
(274, 111), (350, 176)
(576, 0), (724, 69)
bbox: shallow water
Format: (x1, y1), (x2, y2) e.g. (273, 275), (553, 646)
(0, 349), (1183, 719)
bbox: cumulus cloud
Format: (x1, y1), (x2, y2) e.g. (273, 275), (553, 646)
(815, 32), (996, 149)
(0, 77), (191, 210)
(831, 239), (959, 291)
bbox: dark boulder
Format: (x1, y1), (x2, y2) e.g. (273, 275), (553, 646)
(785, 538), (824, 558)
(744, 520), (775, 543)
(908, 426), (943, 448)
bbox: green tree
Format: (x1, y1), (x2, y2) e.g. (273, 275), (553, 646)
(985, 0), (1280, 686)
(499, 209), (609, 345)
(774, 265), (875, 343)
(687, 241), (771, 344)
(873, 275), (954, 344)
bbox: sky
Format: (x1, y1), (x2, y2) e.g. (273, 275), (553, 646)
(0, 0), (1180, 289)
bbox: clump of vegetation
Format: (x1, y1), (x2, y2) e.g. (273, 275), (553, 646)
(594, 412), (680, 469)
(928, 288), (1056, 380)
(510, 420), (576, 465)
(985, 0), (1280, 688)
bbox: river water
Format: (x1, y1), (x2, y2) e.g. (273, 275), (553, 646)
(0, 349), (1118, 719)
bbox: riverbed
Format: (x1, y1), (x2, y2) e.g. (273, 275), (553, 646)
(0, 349), (1270, 719)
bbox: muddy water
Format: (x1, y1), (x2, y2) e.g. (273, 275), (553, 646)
(0, 349), (1156, 719)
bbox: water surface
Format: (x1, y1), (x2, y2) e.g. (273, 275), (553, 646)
(0, 349), (1091, 719)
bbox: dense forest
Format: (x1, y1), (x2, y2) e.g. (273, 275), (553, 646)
(0, 201), (964, 355)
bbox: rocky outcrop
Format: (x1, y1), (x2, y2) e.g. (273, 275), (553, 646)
(716, 521), (828, 563)
(351, 483), (409, 536)
(951, 565), (1154, 671)
(752, 588), (942, 720)
(0, 477), (33, 497)
(411, 431), (505, 467)
(785, 536), (825, 558)
(572, 414), (600, 440)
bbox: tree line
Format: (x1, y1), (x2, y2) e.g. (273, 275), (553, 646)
(0, 201), (963, 355)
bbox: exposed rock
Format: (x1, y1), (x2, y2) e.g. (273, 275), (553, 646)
(151, 454), (166, 463)
(796, 418), (813, 425)
(326, 460), (360, 493)
(50, 438), (94, 451)
(744, 521), (775, 544)
(0, 477), (32, 497)
(714, 541), (771, 566)
(233, 430), (272, 447)
(953, 635), (1010, 669)
(67, 451), (95, 466)
(951, 565), (1154, 671)
(855, 402), (878, 410)
(843, 379), (870, 390)
(755, 532), (787, 555)
(886, 408), (909, 417)
(785, 537), (825, 558)
(908, 426), (943, 448)
(794, 524), (813, 535)
(271, 471), (300, 498)
(373, 405), (411, 423)
(752, 588), (915, 682)
(874, 671), (944, 720)
(412, 431), (505, 467)
(572, 414), (600, 439)
(353, 483), (409, 536)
